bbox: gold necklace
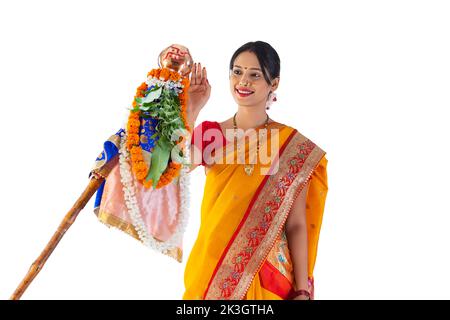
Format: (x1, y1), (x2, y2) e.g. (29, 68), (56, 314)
(233, 112), (269, 176)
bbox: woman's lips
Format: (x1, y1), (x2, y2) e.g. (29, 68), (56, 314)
(235, 87), (254, 98)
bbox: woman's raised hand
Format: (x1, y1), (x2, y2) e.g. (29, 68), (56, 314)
(187, 62), (211, 122)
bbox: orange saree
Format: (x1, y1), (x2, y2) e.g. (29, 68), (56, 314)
(183, 121), (328, 300)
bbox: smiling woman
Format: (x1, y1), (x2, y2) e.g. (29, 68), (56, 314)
(183, 41), (328, 300)
(229, 43), (280, 111)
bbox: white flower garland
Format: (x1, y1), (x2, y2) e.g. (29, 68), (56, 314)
(145, 75), (184, 94)
(118, 131), (191, 255)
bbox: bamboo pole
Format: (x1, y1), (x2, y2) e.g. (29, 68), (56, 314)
(10, 156), (118, 300)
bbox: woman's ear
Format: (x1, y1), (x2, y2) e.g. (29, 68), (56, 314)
(271, 77), (280, 91)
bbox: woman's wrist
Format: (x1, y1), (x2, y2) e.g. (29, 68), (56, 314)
(290, 289), (311, 300)
(187, 107), (200, 131)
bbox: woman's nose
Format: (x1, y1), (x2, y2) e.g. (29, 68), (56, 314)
(239, 72), (251, 84)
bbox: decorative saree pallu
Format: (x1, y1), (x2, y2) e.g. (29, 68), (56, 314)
(183, 123), (328, 299)
(89, 45), (194, 262)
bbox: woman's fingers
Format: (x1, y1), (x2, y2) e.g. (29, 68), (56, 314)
(196, 62), (202, 84)
(190, 63), (197, 85)
(201, 66), (207, 85)
(190, 62), (210, 88)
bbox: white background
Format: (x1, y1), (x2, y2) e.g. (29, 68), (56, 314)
(1, 0), (449, 300)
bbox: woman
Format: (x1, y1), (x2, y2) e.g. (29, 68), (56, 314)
(184, 41), (328, 300)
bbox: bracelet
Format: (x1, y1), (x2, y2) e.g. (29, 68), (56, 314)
(290, 289), (311, 300)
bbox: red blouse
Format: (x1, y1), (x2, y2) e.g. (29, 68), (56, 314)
(190, 121), (228, 166)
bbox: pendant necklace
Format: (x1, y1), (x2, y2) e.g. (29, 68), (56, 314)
(233, 112), (269, 176)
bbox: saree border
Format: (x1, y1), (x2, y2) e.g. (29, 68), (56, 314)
(203, 129), (325, 299)
(96, 210), (182, 262)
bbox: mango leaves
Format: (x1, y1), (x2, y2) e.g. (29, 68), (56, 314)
(145, 135), (171, 188)
(141, 86), (162, 104)
(133, 85), (187, 188)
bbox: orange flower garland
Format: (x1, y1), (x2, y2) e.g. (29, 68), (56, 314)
(126, 68), (191, 189)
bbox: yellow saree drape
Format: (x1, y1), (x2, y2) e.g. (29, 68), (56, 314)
(183, 123), (328, 300)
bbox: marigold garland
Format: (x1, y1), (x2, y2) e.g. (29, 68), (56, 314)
(126, 67), (191, 189)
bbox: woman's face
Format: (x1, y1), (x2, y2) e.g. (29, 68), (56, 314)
(229, 51), (278, 108)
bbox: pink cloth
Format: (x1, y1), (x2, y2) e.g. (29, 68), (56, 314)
(99, 158), (182, 247)
(98, 120), (227, 258)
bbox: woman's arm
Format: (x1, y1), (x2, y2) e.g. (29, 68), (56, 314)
(186, 62), (210, 129)
(285, 180), (310, 299)
(186, 109), (201, 174)
(185, 63), (211, 174)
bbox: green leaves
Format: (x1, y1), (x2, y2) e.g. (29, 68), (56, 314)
(150, 88), (185, 147)
(141, 85), (162, 104)
(140, 101), (159, 112)
(138, 86), (186, 187)
(145, 135), (171, 188)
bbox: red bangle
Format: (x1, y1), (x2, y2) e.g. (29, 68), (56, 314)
(290, 289), (311, 300)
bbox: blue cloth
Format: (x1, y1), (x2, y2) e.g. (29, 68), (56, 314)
(91, 119), (160, 211)
(91, 128), (124, 210)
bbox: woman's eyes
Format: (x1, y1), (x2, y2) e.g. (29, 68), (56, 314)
(233, 70), (261, 78)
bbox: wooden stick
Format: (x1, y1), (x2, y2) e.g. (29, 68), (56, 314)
(10, 156), (118, 300)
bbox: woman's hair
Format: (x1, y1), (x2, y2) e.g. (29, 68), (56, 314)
(229, 41), (280, 85)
